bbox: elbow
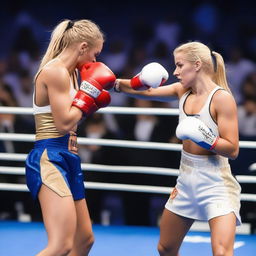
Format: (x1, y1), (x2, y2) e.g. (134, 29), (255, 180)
(229, 148), (239, 160)
(56, 122), (76, 135)
(54, 112), (81, 134)
(56, 126), (70, 135)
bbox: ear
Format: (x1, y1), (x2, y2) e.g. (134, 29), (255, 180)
(194, 60), (202, 72)
(79, 42), (88, 55)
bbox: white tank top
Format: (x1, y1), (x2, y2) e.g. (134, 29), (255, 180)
(33, 58), (77, 114)
(33, 83), (77, 114)
(178, 86), (223, 136)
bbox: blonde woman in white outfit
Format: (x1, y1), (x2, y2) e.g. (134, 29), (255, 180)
(115, 41), (241, 256)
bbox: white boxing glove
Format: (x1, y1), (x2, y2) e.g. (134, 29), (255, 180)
(131, 62), (169, 90)
(176, 116), (219, 150)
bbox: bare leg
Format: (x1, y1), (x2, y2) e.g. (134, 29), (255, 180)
(36, 185), (77, 256)
(209, 212), (237, 256)
(158, 209), (194, 256)
(68, 199), (94, 256)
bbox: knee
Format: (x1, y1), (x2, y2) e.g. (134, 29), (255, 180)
(51, 240), (73, 256)
(85, 233), (95, 250)
(212, 245), (228, 256)
(78, 232), (95, 253)
(158, 242), (178, 256)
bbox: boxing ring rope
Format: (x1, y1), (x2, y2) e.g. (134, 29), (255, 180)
(0, 106), (180, 116)
(0, 163), (256, 202)
(0, 106), (256, 203)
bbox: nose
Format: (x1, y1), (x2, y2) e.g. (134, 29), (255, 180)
(173, 68), (178, 77)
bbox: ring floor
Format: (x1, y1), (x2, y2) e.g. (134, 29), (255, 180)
(0, 221), (255, 256)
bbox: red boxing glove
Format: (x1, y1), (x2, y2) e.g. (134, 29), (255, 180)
(72, 89), (111, 116)
(94, 90), (111, 109)
(80, 62), (116, 95)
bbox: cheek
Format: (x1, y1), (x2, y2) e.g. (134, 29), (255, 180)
(88, 52), (96, 62)
(81, 51), (93, 62)
(182, 68), (196, 80)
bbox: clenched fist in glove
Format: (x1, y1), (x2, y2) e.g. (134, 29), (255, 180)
(131, 62), (169, 90)
(73, 89), (111, 117)
(72, 62), (115, 115)
(176, 116), (219, 150)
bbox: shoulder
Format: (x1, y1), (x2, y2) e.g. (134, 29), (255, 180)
(164, 82), (189, 98)
(213, 89), (237, 113)
(40, 64), (70, 88)
(42, 65), (69, 80)
(213, 89), (236, 104)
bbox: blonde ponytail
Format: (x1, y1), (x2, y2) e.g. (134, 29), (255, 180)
(211, 51), (231, 93)
(38, 20), (70, 71)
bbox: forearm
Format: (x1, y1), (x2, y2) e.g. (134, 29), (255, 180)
(53, 107), (83, 134)
(116, 79), (138, 94)
(116, 79), (152, 98)
(213, 138), (239, 160)
(116, 79), (174, 102)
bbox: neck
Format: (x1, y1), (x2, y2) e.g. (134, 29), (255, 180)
(57, 47), (79, 74)
(191, 74), (216, 95)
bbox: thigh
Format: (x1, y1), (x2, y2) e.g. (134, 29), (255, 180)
(159, 209), (194, 251)
(38, 184), (77, 245)
(209, 212), (237, 252)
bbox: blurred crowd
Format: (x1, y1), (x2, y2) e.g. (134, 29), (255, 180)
(0, 0), (256, 230)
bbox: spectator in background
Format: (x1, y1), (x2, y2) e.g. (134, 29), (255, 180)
(131, 17), (154, 49)
(78, 113), (123, 164)
(149, 41), (173, 76)
(0, 81), (34, 221)
(2, 51), (21, 90)
(0, 83), (17, 154)
(78, 113), (126, 225)
(190, 1), (220, 43)
(100, 39), (130, 132)
(153, 13), (182, 52)
(11, 25), (40, 74)
(119, 98), (178, 226)
(238, 95), (256, 140)
(0, 56), (35, 153)
(240, 71), (256, 100)
(125, 45), (150, 75)
(12, 69), (34, 126)
(230, 94), (256, 175)
(14, 69), (33, 108)
(0, 82), (34, 155)
(0, 9), (47, 59)
(226, 47), (256, 104)
(100, 38), (128, 77)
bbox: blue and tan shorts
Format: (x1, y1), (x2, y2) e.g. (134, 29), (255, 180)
(25, 134), (85, 201)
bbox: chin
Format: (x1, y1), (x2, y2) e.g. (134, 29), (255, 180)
(180, 81), (189, 88)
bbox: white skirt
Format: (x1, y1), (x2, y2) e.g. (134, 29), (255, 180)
(165, 150), (241, 225)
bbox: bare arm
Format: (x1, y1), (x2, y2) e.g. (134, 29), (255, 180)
(42, 66), (83, 133)
(116, 79), (183, 102)
(213, 91), (239, 159)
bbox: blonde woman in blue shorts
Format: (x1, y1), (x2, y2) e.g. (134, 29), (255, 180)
(26, 19), (116, 256)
